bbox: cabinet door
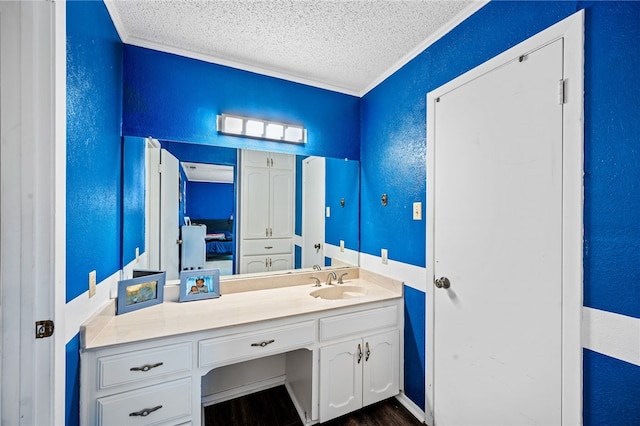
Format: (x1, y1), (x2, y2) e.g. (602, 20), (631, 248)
(240, 255), (269, 274)
(242, 149), (271, 168)
(269, 168), (294, 238)
(241, 166), (270, 239)
(319, 339), (363, 422)
(362, 330), (399, 407)
(269, 253), (292, 272)
(269, 152), (294, 170)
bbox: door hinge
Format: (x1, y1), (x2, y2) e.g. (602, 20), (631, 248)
(558, 79), (566, 104)
(35, 320), (55, 339)
(158, 163), (165, 174)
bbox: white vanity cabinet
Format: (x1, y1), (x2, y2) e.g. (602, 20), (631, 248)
(239, 238), (293, 273)
(318, 306), (400, 422)
(80, 271), (404, 426)
(80, 340), (197, 426)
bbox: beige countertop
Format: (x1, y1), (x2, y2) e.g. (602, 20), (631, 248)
(80, 268), (402, 350)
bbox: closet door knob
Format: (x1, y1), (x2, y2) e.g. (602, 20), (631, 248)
(435, 277), (451, 289)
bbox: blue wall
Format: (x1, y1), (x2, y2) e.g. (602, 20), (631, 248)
(67, 0), (123, 302)
(65, 1), (640, 424)
(361, 0), (640, 422)
(325, 157), (359, 251)
(186, 181), (235, 220)
(66, 2), (123, 425)
(123, 45), (360, 161)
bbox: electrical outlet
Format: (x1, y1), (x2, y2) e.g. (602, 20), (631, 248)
(88, 270), (96, 298)
(413, 202), (422, 220)
(136, 247), (140, 263)
(340, 240), (345, 252)
(381, 249), (388, 264)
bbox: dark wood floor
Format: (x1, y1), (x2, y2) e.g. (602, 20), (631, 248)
(204, 385), (423, 426)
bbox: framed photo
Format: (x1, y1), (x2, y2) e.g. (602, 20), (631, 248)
(116, 272), (166, 315)
(179, 269), (220, 302)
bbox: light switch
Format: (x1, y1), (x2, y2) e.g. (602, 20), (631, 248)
(413, 202), (422, 220)
(340, 240), (345, 252)
(326, 206), (331, 218)
(381, 249), (388, 264)
(136, 247), (140, 263)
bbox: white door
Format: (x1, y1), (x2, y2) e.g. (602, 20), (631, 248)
(1, 1), (58, 424)
(146, 138), (161, 270)
(320, 339), (363, 422)
(270, 167), (294, 238)
(432, 40), (564, 425)
(241, 166), (270, 239)
(362, 330), (399, 406)
(160, 149), (180, 280)
(302, 156), (325, 268)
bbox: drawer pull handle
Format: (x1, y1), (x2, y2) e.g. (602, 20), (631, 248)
(251, 339), (275, 347)
(129, 405), (162, 417)
(130, 362), (163, 372)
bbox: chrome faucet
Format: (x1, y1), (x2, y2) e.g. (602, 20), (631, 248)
(310, 276), (321, 287)
(326, 271), (337, 286)
(338, 272), (348, 284)
(313, 264), (322, 271)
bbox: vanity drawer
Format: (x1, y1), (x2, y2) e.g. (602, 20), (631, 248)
(199, 320), (315, 368)
(98, 343), (192, 390)
(319, 305), (398, 341)
(242, 238), (292, 255)
(96, 377), (191, 426)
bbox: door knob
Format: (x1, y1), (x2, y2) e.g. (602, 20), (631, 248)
(435, 277), (451, 289)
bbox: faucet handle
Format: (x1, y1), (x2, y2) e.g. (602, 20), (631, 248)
(338, 272), (348, 284)
(310, 276), (321, 287)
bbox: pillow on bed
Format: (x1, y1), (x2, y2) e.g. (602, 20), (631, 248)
(206, 233), (226, 240)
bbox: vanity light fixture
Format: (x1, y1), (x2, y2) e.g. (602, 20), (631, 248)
(217, 114), (307, 144)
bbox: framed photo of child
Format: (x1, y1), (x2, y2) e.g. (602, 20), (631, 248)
(179, 269), (221, 302)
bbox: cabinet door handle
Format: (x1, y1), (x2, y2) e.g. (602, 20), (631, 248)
(266, 228), (269, 237)
(129, 362), (163, 372)
(357, 343), (363, 364)
(129, 405), (162, 417)
(251, 339), (275, 347)
(365, 342), (371, 362)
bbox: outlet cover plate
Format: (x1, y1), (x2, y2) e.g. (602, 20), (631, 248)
(88, 270), (96, 298)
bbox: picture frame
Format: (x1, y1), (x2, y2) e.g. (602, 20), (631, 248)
(179, 269), (221, 302)
(116, 272), (166, 315)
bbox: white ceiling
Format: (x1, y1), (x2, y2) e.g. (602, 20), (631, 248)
(105, 0), (485, 96)
(182, 162), (234, 183)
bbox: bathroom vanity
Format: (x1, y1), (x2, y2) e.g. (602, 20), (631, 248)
(79, 268), (403, 425)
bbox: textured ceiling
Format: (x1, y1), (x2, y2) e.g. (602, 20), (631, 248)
(107, 0), (482, 96)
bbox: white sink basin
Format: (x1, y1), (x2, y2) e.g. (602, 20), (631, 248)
(310, 285), (366, 300)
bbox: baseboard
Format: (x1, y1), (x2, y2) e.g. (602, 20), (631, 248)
(201, 375), (286, 407)
(395, 392), (426, 424)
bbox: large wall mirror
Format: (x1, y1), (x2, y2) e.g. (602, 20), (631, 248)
(122, 137), (360, 280)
